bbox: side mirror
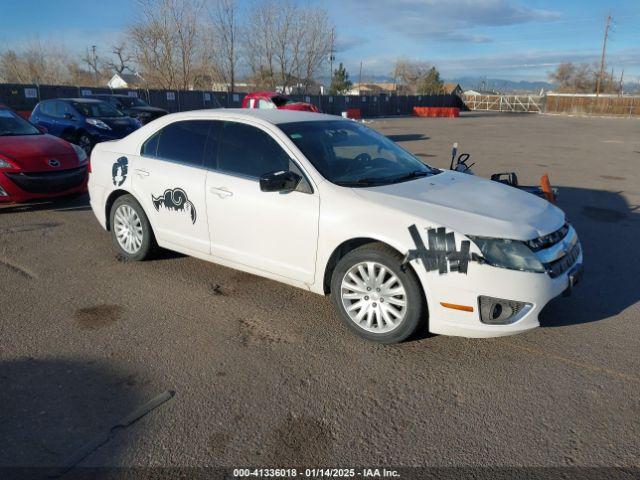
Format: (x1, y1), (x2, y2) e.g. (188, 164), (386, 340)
(260, 170), (301, 193)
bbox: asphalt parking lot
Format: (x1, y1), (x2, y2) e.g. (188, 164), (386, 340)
(1, 112), (639, 471)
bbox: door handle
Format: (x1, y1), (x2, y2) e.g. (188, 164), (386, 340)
(134, 169), (150, 178)
(209, 187), (233, 198)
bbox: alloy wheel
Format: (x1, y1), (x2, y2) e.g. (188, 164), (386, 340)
(113, 204), (144, 254)
(340, 261), (408, 333)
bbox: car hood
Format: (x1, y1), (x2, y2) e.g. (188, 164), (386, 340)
(0, 134), (78, 170)
(97, 116), (139, 135)
(351, 170), (565, 240)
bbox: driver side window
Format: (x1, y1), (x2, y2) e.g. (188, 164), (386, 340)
(216, 121), (312, 192)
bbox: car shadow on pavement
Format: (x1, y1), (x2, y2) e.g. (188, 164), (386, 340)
(539, 186), (639, 327)
(0, 357), (149, 474)
(0, 194), (91, 214)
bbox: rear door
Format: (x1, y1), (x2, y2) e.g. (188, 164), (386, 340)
(132, 120), (213, 254)
(205, 120), (319, 283)
(34, 101), (62, 136)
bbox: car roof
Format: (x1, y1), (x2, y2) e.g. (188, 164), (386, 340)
(246, 91), (287, 98)
(57, 98), (103, 103)
(161, 108), (339, 124)
(91, 94), (130, 98)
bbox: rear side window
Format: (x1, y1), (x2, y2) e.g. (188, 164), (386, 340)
(141, 120), (212, 168)
(39, 101), (56, 117)
(217, 121), (290, 178)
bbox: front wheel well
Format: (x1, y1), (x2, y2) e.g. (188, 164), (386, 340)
(323, 238), (413, 294)
(104, 189), (130, 230)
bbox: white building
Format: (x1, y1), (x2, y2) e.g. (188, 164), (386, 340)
(107, 73), (144, 89)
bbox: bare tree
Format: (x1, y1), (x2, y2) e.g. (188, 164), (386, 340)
(297, 7), (332, 93)
(548, 62), (611, 93)
(244, 0), (333, 93)
(0, 40), (70, 84)
(548, 62), (576, 91)
(105, 44), (135, 74)
(128, 0), (206, 89)
(244, 0), (278, 89)
(393, 58), (433, 94)
(67, 60), (95, 86)
(207, 0), (238, 91)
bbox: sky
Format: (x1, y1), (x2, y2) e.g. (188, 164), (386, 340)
(1, 0), (639, 83)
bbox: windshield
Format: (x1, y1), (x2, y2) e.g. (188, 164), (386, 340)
(271, 96), (294, 107)
(72, 101), (124, 118)
(116, 97), (148, 108)
(279, 120), (439, 187)
(0, 109), (41, 136)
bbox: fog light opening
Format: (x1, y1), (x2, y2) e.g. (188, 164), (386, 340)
(479, 296), (531, 325)
(0, 186), (8, 197)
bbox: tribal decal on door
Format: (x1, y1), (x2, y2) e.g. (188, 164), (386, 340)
(151, 188), (197, 224)
(112, 157), (128, 186)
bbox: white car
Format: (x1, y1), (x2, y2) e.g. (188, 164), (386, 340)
(88, 109), (583, 343)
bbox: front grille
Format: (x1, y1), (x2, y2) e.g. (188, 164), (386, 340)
(5, 166), (87, 194)
(544, 241), (581, 278)
(526, 223), (570, 251)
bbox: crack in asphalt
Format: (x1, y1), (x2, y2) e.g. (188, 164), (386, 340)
(0, 222), (62, 235)
(0, 258), (36, 279)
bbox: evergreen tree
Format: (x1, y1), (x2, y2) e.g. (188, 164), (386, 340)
(329, 63), (352, 95)
(417, 66), (444, 94)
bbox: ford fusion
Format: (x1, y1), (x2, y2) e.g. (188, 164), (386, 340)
(88, 110), (582, 343)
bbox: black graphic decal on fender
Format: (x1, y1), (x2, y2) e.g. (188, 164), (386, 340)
(112, 157), (128, 187)
(151, 188), (197, 224)
(403, 224), (480, 274)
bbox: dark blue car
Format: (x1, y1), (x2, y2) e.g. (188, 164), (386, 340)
(30, 98), (141, 153)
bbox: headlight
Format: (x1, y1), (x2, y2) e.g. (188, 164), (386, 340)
(468, 236), (545, 273)
(72, 144), (88, 164)
(0, 158), (15, 169)
(86, 118), (111, 130)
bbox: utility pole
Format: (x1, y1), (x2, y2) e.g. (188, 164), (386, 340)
(358, 60), (363, 95)
(328, 28), (335, 94)
(91, 45), (98, 86)
(596, 13), (612, 97)
(619, 69), (624, 95)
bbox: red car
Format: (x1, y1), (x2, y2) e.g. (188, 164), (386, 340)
(0, 106), (88, 203)
(241, 91), (319, 112)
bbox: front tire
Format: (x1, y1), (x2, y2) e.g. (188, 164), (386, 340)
(77, 132), (94, 154)
(330, 243), (426, 344)
(110, 195), (156, 261)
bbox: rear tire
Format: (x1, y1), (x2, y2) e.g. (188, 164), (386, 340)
(110, 194), (156, 261)
(330, 243), (426, 344)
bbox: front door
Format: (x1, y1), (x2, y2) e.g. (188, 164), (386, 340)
(132, 120), (213, 254)
(205, 120), (319, 284)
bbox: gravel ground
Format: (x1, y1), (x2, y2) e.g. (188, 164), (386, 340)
(1, 112), (639, 473)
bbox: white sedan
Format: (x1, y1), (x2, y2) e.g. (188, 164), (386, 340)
(88, 109), (582, 343)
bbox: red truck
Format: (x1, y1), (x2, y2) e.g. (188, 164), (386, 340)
(241, 91), (319, 112)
